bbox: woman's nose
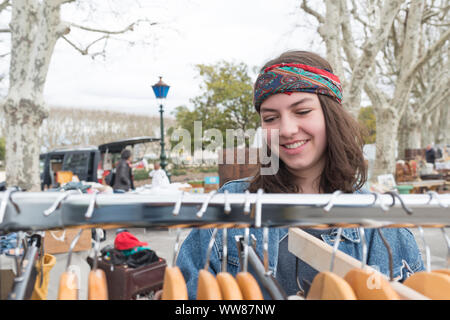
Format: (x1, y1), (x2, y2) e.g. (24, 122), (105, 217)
(279, 116), (299, 138)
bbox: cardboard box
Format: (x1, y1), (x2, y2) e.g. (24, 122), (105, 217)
(43, 228), (92, 254)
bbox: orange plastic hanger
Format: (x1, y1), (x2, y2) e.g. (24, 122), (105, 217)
(162, 194), (189, 300)
(307, 227), (356, 300)
(88, 229), (108, 300)
(58, 229), (83, 300)
(216, 227), (243, 300)
(235, 227), (264, 300)
(344, 227), (400, 300)
(403, 226), (450, 299)
(196, 228), (223, 300)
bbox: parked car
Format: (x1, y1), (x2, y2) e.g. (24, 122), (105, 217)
(40, 136), (160, 190)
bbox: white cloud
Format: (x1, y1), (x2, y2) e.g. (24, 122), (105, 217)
(42, 0), (316, 116)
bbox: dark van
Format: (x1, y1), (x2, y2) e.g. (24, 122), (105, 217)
(40, 136), (160, 190)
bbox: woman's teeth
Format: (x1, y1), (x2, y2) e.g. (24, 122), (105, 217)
(284, 140), (308, 149)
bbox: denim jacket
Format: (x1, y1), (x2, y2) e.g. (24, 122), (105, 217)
(176, 178), (425, 299)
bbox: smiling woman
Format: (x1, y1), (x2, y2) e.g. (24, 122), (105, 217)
(176, 50), (424, 300)
(248, 51), (366, 194)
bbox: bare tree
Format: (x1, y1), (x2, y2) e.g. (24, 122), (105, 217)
(299, 0), (450, 179)
(0, 0), (159, 190)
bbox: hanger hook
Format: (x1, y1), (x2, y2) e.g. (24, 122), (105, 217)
(255, 189), (264, 228)
(359, 226), (368, 269)
(224, 190), (231, 214)
(196, 190), (217, 218)
(85, 190), (99, 219)
(66, 229), (84, 271)
(172, 191), (185, 216)
(242, 227), (250, 273)
(377, 228), (395, 281)
(43, 190), (80, 217)
(171, 192), (185, 266)
(440, 227), (450, 269)
(330, 227), (343, 272)
(427, 191), (448, 208)
(92, 228), (102, 270)
(384, 191), (413, 215)
(222, 228), (228, 272)
(0, 187), (21, 224)
(418, 226), (431, 272)
(323, 190), (343, 212)
(370, 192), (389, 212)
(204, 228), (219, 270)
(243, 190), (251, 214)
(172, 228), (182, 267)
(263, 226), (270, 274)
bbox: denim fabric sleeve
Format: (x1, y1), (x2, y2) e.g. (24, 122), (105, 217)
(176, 228), (222, 300)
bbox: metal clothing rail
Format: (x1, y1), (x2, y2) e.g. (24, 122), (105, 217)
(0, 190), (449, 234)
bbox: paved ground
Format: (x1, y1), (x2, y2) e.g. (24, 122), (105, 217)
(42, 225), (448, 300)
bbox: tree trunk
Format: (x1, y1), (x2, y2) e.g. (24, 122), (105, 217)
(1, 0), (68, 190)
(372, 107), (399, 181)
(4, 98), (48, 191)
(435, 103), (448, 146)
(403, 107), (422, 150)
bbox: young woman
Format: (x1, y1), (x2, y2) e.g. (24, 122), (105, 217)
(176, 50), (424, 299)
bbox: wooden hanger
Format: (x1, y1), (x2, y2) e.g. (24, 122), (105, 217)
(307, 271), (356, 300)
(161, 227), (188, 300)
(343, 227), (399, 300)
(88, 229), (108, 300)
(58, 229), (83, 300)
(196, 228), (223, 300)
(216, 228), (243, 300)
(344, 268), (399, 300)
(217, 272), (243, 299)
(403, 271), (450, 300)
(306, 228), (357, 300)
(162, 194), (190, 300)
(288, 228), (429, 300)
(235, 227), (263, 300)
(162, 266), (189, 300)
(58, 270), (78, 300)
(402, 226), (450, 300)
(432, 269), (450, 276)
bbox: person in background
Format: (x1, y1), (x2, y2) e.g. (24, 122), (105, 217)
(113, 149), (134, 193)
(149, 162), (170, 187)
(425, 144), (436, 166)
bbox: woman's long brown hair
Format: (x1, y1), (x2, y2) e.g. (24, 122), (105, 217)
(248, 50), (367, 193)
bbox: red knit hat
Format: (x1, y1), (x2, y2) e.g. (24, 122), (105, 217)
(114, 232), (148, 250)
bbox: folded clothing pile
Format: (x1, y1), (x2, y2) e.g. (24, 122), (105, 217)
(100, 231), (161, 268)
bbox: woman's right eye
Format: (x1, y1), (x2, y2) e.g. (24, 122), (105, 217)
(262, 117), (276, 123)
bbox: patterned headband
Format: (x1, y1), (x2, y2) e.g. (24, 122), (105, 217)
(253, 63), (343, 111)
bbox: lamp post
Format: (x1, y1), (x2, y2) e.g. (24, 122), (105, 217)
(152, 76), (170, 177)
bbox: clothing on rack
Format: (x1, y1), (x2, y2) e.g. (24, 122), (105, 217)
(176, 178), (425, 299)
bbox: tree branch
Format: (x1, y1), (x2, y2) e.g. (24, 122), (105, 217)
(61, 35), (87, 55)
(405, 28), (450, 82)
(0, 0), (9, 13)
(69, 18), (157, 35)
(300, 0), (325, 24)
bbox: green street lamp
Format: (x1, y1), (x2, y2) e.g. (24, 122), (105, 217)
(152, 76), (170, 178)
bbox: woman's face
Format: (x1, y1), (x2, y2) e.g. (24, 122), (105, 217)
(260, 92), (327, 177)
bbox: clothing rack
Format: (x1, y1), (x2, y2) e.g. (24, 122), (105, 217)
(0, 191), (449, 233)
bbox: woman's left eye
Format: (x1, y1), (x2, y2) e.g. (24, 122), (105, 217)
(296, 110), (311, 115)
